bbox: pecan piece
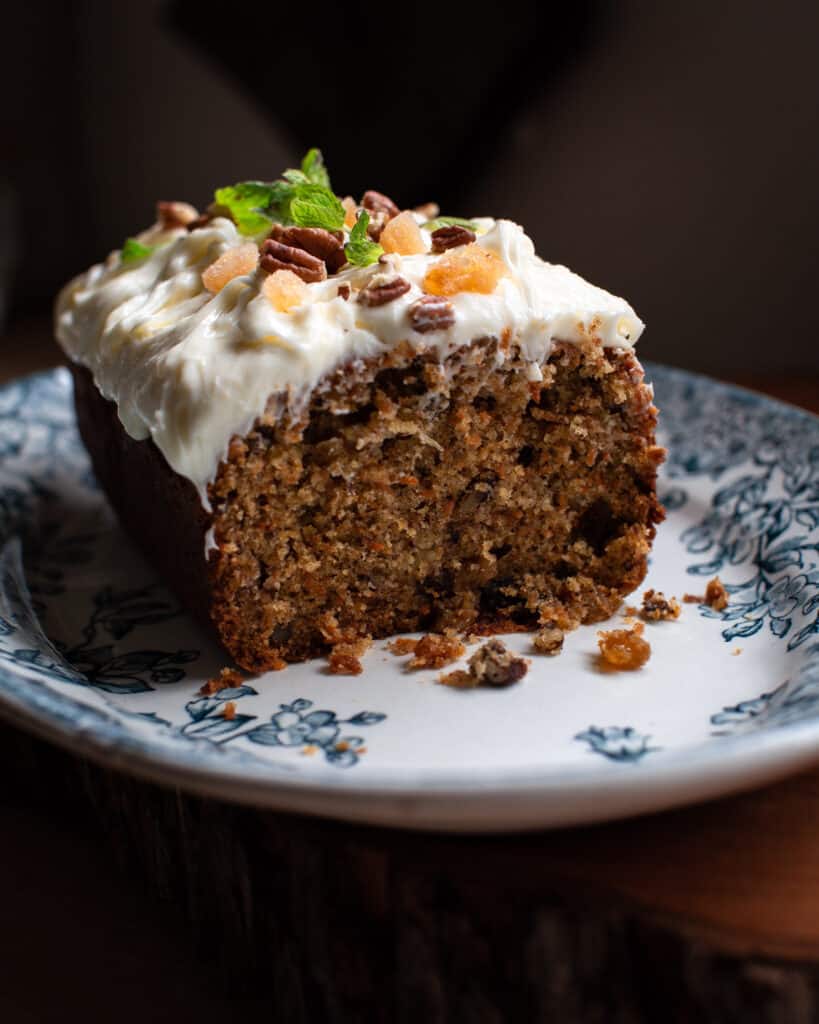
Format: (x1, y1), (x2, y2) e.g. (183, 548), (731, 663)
(260, 238), (327, 283)
(365, 209), (389, 241)
(157, 200), (199, 229)
(187, 212), (213, 232)
(358, 273), (411, 307)
(414, 202), (440, 220)
(361, 189), (400, 219)
(431, 224), (476, 253)
(337, 283), (351, 301)
(408, 294), (456, 333)
(269, 224), (346, 274)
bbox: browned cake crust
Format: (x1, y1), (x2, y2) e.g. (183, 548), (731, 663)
(72, 338), (664, 672)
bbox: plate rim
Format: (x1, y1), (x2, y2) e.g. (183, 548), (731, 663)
(0, 362), (818, 831)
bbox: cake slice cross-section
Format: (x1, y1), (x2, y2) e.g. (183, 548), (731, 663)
(56, 153), (665, 671)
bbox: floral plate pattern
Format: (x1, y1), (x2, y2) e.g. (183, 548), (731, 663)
(0, 365), (817, 832)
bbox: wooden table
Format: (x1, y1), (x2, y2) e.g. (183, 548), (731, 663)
(3, 323), (819, 1021)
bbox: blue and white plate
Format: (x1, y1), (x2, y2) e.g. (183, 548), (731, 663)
(0, 365), (817, 831)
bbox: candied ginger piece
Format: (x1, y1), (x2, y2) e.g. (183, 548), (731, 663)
(380, 210), (426, 255)
(423, 244), (506, 297)
(202, 242), (258, 293)
(262, 269), (309, 312)
(341, 196), (358, 229)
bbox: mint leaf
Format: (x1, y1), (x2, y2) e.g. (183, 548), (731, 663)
(121, 238), (154, 263)
(214, 153), (338, 234)
(289, 184), (345, 230)
(214, 181), (281, 235)
(423, 215), (478, 232)
(300, 148), (331, 189)
(345, 211), (383, 267)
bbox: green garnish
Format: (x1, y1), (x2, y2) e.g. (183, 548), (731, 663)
(214, 148), (341, 236)
(344, 211), (383, 267)
(213, 181), (285, 235)
(300, 147), (331, 189)
(121, 238), (154, 263)
(288, 183), (345, 230)
(423, 216), (478, 232)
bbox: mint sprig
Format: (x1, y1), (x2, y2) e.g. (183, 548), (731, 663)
(300, 148), (331, 189)
(289, 183), (345, 230)
(344, 211), (383, 267)
(214, 149), (342, 236)
(121, 238), (154, 263)
(213, 181), (288, 235)
(423, 215), (478, 232)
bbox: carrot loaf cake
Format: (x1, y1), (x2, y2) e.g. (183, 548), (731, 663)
(55, 150), (665, 671)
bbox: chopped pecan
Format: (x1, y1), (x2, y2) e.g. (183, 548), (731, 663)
(431, 224), (477, 253)
(260, 238), (327, 283)
(337, 283), (351, 300)
(187, 212), (213, 232)
(157, 200), (199, 229)
(362, 190), (400, 219)
(414, 202), (440, 220)
(269, 224), (346, 274)
(408, 294), (455, 333)
(358, 273), (411, 307)
(366, 209), (389, 241)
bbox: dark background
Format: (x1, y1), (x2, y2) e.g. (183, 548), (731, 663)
(2, 0), (819, 373)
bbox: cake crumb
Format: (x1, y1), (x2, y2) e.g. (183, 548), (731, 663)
(683, 593), (704, 604)
(597, 627), (651, 671)
(533, 626), (564, 655)
(732, 647), (742, 656)
(409, 633), (466, 669)
(438, 669), (479, 690)
(705, 577), (729, 611)
(624, 605), (640, 617)
(327, 637), (373, 676)
(302, 745), (318, 756)
(199, 667), (244, 696)
(640, 589), (681, 622)
(387, 637), (419, 656)
(223, 701), (237, 720)
(467, 638), (529, 688)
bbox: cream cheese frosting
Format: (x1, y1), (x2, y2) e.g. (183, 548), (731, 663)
(55, 216), (644, 498)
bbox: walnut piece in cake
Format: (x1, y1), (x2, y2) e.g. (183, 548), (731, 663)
(533, 626), (565, 655)
(640, 589), (681, 622)
(466, 638), (529, 688)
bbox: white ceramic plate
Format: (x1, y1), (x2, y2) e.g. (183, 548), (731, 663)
(0, 365), (817, 832)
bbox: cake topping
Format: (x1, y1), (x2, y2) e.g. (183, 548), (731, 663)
(55, 148), (645, 495)
(345, 211), (383, 267)
(431, 224), (477, 253)
(260, 237), (327, 282)
(423, 244), (507, 296)
(157, 200), (199, 230)
(268, 225), (346, 274)
(409, 294), (456, 333)
(121, 237), (154, 263)
(201, 242), (258, 293)
(380, 211), (426, 255)
(357, 273), (412, 307)
(262, 270), (308, 312)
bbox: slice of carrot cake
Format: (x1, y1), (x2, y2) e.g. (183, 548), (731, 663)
(55, 150), (665, 671)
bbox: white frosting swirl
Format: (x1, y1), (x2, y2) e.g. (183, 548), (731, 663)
(55, 216), (644, 496)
